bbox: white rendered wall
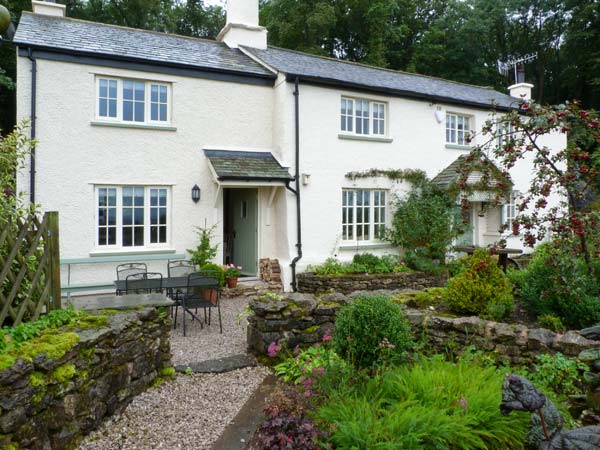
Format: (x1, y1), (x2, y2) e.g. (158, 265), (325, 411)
(275, 83), (567, 277)
(16, 56), (289, 289)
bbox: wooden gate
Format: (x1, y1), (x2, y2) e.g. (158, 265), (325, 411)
(0, 211), (61, 327)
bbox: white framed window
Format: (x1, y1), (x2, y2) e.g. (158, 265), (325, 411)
(502, 191), (519, 229)
(497, 122), (514, 147)
(342, 189), (387, 242)
(446, 113), (472, 146)
(96, 77), (171, 125)
(340, 97), (387, 137)
(95, 185), (170, 249)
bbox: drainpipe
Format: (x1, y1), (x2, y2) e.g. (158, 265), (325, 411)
(288, 77), (302, 291)
(27, 47), (37, 205)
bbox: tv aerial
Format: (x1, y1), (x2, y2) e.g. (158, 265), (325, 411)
(497, 53), (537, 84)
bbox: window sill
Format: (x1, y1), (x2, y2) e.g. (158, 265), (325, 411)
(339, 242), (393, 250)
(91, 121), (177, 132)
(89, 248), (178, 257)
(445, 143), (472, 151)
(338, 134), (393, 143)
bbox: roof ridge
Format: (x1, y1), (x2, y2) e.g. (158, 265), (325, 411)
(257, 45), (503, 94)
(20, 11), (225, 47)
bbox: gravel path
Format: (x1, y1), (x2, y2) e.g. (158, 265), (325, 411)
(78, 366), (270, 450)
(170, 296), (251, 367)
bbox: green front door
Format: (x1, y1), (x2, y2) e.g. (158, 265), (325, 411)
(231, 189), (258, 276)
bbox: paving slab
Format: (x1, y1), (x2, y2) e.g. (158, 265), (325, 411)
(175, 354), (257, 374)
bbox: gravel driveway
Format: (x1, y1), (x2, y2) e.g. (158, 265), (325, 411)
(78, 296), (267, 450)
(78, 366), (270, 450)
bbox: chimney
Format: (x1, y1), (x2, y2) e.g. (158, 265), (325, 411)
(508, 66), (533, 100)
(32, 0), (66, 17)
(217, 0), (267, 50)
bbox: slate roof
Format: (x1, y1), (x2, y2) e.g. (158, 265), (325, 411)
(432, 155), (512, 190)
(13, 13), (274, 78)
(244, 46), (518, 110)
(204, 150), (292, 181)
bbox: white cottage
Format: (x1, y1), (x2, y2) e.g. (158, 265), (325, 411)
(13, 0), (565, 292)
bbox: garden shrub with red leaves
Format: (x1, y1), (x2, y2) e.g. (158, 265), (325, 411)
(246, 387), (329, 450)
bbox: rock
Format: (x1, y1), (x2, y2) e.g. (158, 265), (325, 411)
(581, 326), (600, 341)
(175, 354), (257, 374)
(580, 348), (600, 362)
(556, 331), (598, 356)
(0, 359), (33, 386)
(0, 406), (27, 433)
(528, 328), (555, 351)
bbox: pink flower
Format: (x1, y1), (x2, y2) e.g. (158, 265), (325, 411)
(237, 266), (242, 270)
(312, 367), (325, 377)
(267, 341), (281, 358)
(322, 334), (332, 342)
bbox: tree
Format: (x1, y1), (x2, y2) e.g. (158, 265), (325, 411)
(387, 181), (462, 264)
(458, 101), (600, 274)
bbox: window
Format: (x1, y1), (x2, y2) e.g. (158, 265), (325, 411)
(503, 191), (519, 229)
(96, 77), (170, 125)
(96, 186), (170, 249)
(340, 97), (387, 137)
(342, 189), (387, 242)
(446, 113), (471, 146)
(497, 122), (514, 148)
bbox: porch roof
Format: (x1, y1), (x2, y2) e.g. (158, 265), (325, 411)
(204, 150), (293, 182)
(432, 155), (513, 190)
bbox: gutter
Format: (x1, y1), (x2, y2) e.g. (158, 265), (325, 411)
(27, 47), (36, 205)
(287, 77), (302, 292)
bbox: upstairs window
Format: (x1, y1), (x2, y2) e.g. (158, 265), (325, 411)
(446, 113), (471, 146)
(342, 189), (387, 242)
(96, 77), (171, 125)
(340, 97), (387, 137)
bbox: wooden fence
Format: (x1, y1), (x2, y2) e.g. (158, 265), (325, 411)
(0, 211), (61, 327)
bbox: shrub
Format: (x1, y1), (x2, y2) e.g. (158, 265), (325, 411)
(309, 255), (410, 276)
(248, 387), (328, 450)
(445, 250), (514, 320)
(413, 287), (447, 309)
(525, 353), (588, 397)
(318, 357), (529, 449)
(537, 314), (566, 333)
(387, 183), (462, 263)
(514, 244), (600, 329)
(274, 345), (343, 384)
(200, 263), (225, 287)
(334, 295), (413, 370)
(187, 225), (218, 267)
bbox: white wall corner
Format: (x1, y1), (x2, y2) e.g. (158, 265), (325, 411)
(32, 0), (66, 17)
(508, 83), (534, 101)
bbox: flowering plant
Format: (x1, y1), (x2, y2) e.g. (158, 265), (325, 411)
(224, 264), (242, 278)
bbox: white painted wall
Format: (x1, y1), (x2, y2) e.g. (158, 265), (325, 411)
(16, 56), (283, 288)
(16, 52), (567, 293)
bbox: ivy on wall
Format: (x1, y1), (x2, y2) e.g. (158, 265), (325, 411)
(345, 168), (428, 187)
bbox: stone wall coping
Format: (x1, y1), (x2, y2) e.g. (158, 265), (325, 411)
(77, 293), (175, 311)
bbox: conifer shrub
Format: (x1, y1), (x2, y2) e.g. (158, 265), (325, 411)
(445, 249), (514, 320)
(334, 295), (413, 370)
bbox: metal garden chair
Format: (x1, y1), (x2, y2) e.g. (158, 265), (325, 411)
(179, 271), (222, 337)
(167, 260), (196, 324)
(116, 262), (148, 295)
(125, 272), (163, 295)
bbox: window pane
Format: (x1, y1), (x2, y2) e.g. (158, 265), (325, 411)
(134, 103), (144, 122)
(150, 227), (157, 243)
(160, 104), (167, 121)
(123, 101), (133, 121)
(99, 80), (107, 98)
(160, 86), (167, 103)
(134, 228), (144, 246)
(123, 81), (133, 100)
(151, 103), (158, 121)
(159, 209), (167, 225)
(109, 80), (117, 98)
(108, 227), (116, 245)
(134, 188), (144, 206)
(159, 227), (166, 243)
(150, 208), (158, 224)
(134, 82), (145, 101)
(123, 228), (132, 247)
(134, 208), (144, 225)
(151, 85), (158, 103)
(108, 99), (117, 117)
(98, 228), (106, 245)
(123, 208), (132, 225)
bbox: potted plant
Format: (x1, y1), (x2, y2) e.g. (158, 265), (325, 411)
(200, 263), (225, 304)
(225, 264), (242, 288)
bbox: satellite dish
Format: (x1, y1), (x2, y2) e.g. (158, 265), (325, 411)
(0, 5), (11, 36)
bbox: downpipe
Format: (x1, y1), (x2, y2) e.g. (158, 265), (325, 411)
(27, 47), (36, 205)
(289, 77), (302, 291)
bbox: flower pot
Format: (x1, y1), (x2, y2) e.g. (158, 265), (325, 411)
(203, 289), (218, 305)
(226, 277), (238, 289)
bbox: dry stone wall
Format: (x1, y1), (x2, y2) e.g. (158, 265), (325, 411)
(247, 291), (600, 362)
(297, 271), (448, 294)
(0, 308), (172, 450)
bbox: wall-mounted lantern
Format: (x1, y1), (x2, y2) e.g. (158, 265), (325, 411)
(191, 184), (201, 203)
(302, 174), (311, 186)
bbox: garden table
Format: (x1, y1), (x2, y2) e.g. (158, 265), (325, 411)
(453, 246), (523, 273)
(114, 276), (216, 294)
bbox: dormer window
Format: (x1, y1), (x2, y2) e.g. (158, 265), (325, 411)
(96, 77), (171, 126)
(341, 97), (387, 137)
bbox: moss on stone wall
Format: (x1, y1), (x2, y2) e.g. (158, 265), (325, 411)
(0, 332), (80, 371)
